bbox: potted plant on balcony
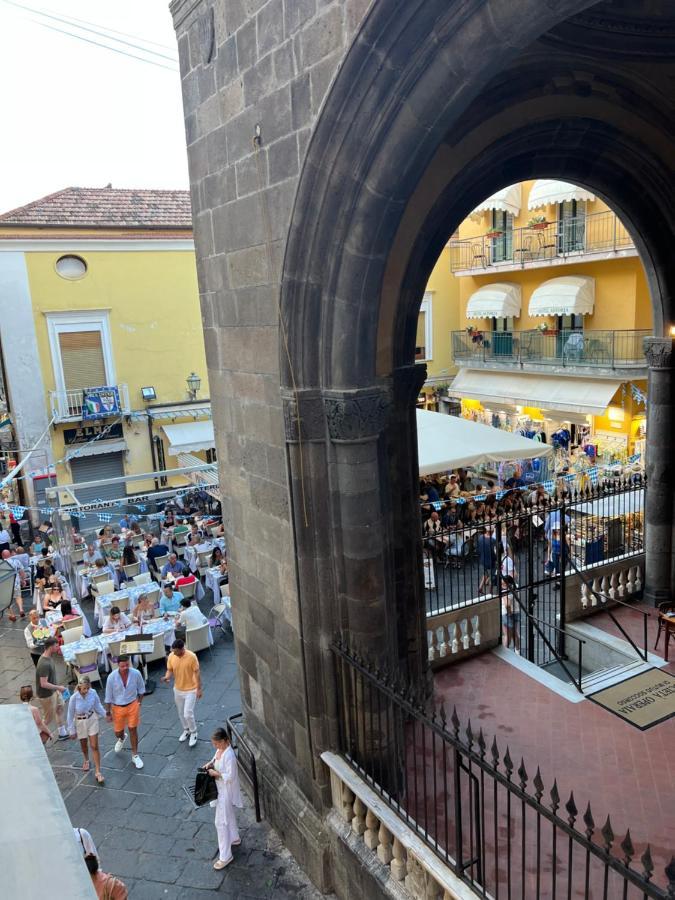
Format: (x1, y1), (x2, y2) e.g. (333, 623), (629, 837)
(485, 228), (504, 239)
(528, 215), (548, 230)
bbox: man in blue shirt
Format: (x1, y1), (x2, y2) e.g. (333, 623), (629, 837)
(104, 655), (145, 769)
(161, 553), (184, 579)
(159, 584), (183, 616)
(477, 527), (497, 596)
(147, 537), (171, 574)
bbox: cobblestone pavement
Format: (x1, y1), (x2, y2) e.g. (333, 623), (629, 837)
(0, 589), (331, 899)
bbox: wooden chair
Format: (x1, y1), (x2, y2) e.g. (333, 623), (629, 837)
(122, 562), (141, 578)
(62, 626), (84, 644)
(133, 572), (152, 586)
(61, 615), (84, 632)
(655, 602), (675, 662)
(72, 648), (102, 686)
(185, 623), (213, 659)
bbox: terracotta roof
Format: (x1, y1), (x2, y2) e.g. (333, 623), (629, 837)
(0, 187), (193, 230)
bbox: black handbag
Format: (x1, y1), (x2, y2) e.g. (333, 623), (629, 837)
(193, 767), (218, 806)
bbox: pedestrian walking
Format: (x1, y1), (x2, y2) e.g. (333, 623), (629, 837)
(161, 638), (202, 747)
(85, 853), (128, 899)
(67, 677), (107, 784)
(34, 637), (69, 739)
(19, 685), (51, 744)
(204, 727), (243, 870)
(104, 655), (145, 769)
(477, 526), (497, 596)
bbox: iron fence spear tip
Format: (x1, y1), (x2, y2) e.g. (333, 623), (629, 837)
(601, 815), (614, 851)
(641, 845), (654, 880)
(620, 829), (634, 865)
(565, 791), (578, 826)
(549, 779), (560, 811)
(664, 855), (675, 891)
(533, 767), (544, 801)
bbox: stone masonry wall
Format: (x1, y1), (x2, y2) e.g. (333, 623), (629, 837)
(170, 0), (373, 812)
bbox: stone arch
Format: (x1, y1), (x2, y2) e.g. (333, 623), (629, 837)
(279, 0), (675, 697)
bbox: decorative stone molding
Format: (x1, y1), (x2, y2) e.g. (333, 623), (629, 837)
(580, 564), (643, 609)
(325, 389), (393, 443)
(643, 337), (673, 370)
(282, 391), (326, 443)
(324, 752), (476, 900)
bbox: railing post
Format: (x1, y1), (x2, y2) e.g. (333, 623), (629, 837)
(558, 495), (567, 660)
(612, 213), (617, 251)
(452, 747), (464, 875)
(527, 513), (535, 662)
(611, 330), (616, 368)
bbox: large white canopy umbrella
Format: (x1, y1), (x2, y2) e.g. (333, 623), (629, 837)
(416, 409), (552, 476)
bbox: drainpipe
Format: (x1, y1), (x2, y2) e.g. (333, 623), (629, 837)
(147, 415), (159, 491)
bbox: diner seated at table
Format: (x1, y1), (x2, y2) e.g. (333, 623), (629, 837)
(82, 543), (103, 567)
(162, 553), (184, 579)
(131, 594), (156, 627)
(163, 509), (176, 528)
(31, 535), (48, 555)
(117, 544), (139, 583)
(176, 597), (207, 629)
(210, 546), (224, 567)
(35, 548), (55, 581)
(104, 536), (123, 564)
(59, 600), (79, 622)
(160, 584), (183, 616)
(444, 474), (461, 498)
(147, 537), (171, 573)
(102, 606), (132, 634)
(43, 580), (66, 612)
(175, 566), (197, 591)
(97, 524), (115, 543)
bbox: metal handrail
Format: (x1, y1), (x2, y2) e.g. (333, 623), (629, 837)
(568, 556), (649, 662)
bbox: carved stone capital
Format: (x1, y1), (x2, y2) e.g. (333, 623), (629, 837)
(282, 390), (325, 443)
(324, 387), (393, 442)
(643, 337), (674, 370)
(392, 363), (428, 404)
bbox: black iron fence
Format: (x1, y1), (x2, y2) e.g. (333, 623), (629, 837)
(332, 639), (675, 898)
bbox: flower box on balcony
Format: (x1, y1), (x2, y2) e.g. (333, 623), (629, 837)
(485, 230), (504, 239)
(530, 222), (548, 231)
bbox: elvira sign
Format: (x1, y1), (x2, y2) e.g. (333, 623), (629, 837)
(82, 386), (121, 420)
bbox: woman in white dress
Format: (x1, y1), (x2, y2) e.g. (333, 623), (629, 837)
(204, 727), (243, 869)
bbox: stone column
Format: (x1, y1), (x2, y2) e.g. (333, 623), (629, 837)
(643, 337), (675, 606)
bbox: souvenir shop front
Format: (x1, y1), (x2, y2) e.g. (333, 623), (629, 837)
(449, 370), (647, 469)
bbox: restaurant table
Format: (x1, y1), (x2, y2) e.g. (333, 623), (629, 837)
(204, 566), (226, 600)
(94, 583), (161, 628)
(46, 606), (92, 638)
(62, 618), (178, 671)
(184, 539), (226, 574)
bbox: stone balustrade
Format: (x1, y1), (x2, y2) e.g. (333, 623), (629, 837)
(426, 596), (500, 669)
(322, 751), (478, 900)
(565, 554), (645, 622)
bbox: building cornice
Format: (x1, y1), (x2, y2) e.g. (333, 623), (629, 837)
(0, 239), (195, 252)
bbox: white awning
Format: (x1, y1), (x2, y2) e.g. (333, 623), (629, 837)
(466, 283), (522, 319)
(416, 409), (551, 475)
(449, 369), (621, 415)
(65, 439), (127, 462)
(528, 180), (595, 210)
(572, 489), (643, 518)
(162, 420), (215, 456)
(528, 275), (595, 317)
(473, 183), (521, 217)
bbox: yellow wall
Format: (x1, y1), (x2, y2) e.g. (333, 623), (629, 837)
(421, 246), (461, 381)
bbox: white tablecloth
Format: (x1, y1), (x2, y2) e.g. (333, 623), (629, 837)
(94, 583), (161, 628)
(62, 618), (177, 670)
(184, 539), (225, 573)
(46, 606), (92, 638)
(204, 567), (226, 600)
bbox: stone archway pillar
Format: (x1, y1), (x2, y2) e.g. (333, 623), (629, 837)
(643, 337), (675, 606)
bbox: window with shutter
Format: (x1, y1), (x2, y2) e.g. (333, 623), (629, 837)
(58, 331), (107, 390)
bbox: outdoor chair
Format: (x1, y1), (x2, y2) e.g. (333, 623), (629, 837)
(113, 595), (131, 613)
(96, 579), (115, 596)
(185, 623), (213, 659)
(208, 602), (230, 639)
(107, 638), (124, 670)
(153, 554), (169, 573)
(143, 632), (167, 666)
(91, 572), (110, 586)
(72, 649), (102, 686)
(122, 562), (141, 578)
(180, 580), (196, 599)
(61, 615), (84, 632)
(62, 626), (84, 644)
(133, 572), (152, 586)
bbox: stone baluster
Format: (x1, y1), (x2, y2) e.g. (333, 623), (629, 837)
(626, 567), (635, 594)
(405, 850), (426, 897)
(471, 614), (481, 645)
(436, 624), (448, 657)
(352, 796), (367, 836)
(376, 822), (393, 866)
(618, 569), (627, 597)
(580, 582), (589, 608)
(340, 783), (354, 823)
(635, 565), (643, 592)
(427, 629), (437, 662)
(450, 622), (459, 654)
(364, 807), (380, 850)
(592, 577), (602, 605)
(601, 575), (611, 600)
(391, 836), (407, 881)
(609, 572), (619, 599)
(460, 618), (470, 650)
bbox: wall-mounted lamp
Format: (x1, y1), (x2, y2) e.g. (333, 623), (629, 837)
(141, 386), (156, 402)
(669, 325), (675, 337)
(186, 372), (201, 400)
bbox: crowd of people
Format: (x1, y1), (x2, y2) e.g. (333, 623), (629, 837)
(0, 499), (244, 888)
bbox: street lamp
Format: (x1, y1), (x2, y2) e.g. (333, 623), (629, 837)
(186, 372), (201, 400)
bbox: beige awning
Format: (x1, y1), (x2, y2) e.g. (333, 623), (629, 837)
(64, 439), (127, 462)
(528, 180), (595, 210)
(162, 421), (215, 456)
(473, 183), (521, 217)
(528, 276), (595, 317)
(466, 283), (522, 319)
(449, 369), (621, 415)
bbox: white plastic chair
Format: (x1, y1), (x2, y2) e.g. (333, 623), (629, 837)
(62, 626), (84, 644)
(185, 623), (213, 659)
(133, 572), (152, 586)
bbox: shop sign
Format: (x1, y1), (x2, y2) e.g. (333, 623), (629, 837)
(82, 386), (121, 420)
(63, 423), (124, 445)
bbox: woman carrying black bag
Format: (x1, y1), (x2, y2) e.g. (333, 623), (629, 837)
(201, 727), (243, 870)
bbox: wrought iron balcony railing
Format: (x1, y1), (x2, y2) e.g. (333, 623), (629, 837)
(49, 384), (131, 423)
(450, 209), (635, 272)
(452, 328), (650, 370)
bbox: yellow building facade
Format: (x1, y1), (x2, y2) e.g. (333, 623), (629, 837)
(0, 188), (213, 522)
(446, 180), (651, 460)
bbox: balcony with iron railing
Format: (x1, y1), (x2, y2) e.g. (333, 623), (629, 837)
(49, 384), (131, 423)
(451, 328), (650, 376)
(450, 209), (636, 273)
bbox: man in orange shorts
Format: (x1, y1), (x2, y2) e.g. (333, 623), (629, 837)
(104, 655), (145, 769)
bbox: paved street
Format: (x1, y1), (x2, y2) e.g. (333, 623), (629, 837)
(0, 589), (328, 899)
